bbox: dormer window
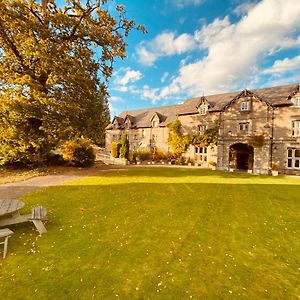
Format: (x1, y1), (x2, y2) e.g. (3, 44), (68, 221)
(152, 120), (159, 128)
(240, 101), (250, 111)
(199, 105), (207, 115)
(293, 97), (300, 107)
(125, 122), (131, 129)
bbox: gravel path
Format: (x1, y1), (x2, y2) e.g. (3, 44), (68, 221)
(0, 165), (124, 198)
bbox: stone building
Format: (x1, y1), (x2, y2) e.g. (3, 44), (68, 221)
(105, 83), (300, 175)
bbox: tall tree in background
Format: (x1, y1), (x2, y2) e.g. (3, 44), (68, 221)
(0, 0), (145, 165)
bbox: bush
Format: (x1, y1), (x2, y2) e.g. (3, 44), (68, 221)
(45, 153), (65, 166)
(59, 137), (95, 167)
(153, 149), (167, 161)
(179, 156), (187, 165)
(119, 134), (129, 159)
(128, 151), (137, 163)
(111, 142), (121, 158)
(137, 148), (152, 161)
(73, 147), (95, 167)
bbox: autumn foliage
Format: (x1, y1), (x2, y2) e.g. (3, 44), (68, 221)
(0, 0), (145, 165)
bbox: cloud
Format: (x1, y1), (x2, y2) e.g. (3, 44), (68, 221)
(114, 67), (142, 86)
(137, 31), (197, 66)
(233, 1), (258, 16)
(263, 55), (300, 74)
(140, 85), (161, 103)
(160, 0), (300, 97)
(167, 0), (205, 9)
(161, 72), (170, 83)
(110, 96), (125, 103)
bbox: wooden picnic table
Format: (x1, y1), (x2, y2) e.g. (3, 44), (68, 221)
(0, 199), (47, 235)
(0, 199), (24, 217)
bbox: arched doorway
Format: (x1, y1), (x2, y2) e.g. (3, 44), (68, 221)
(229, 143), (254, 170)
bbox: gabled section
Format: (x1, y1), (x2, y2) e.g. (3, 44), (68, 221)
(290, 84), (300, 107)
(223, 89), (271, 111)
(196, 97), (210, 115)
(150, 112), (165, 127)
(124, 114), (135, 129)
(111, 116), (124, 129)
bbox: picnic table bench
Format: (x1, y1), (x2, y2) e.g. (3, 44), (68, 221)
(0, 199), (47, 235)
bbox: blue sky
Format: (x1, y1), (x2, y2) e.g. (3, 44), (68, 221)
(107, 0), (300, 117)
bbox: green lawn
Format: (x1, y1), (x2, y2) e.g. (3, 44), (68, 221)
(0, 168), (299, 299)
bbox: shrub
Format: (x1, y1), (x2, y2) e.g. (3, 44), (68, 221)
(59, 137), (95, 167)
(137, 148), (152, 161)
(179, 156), (187, 165)
(73, 147), (95, 167)
(119, 134), (129, 159)
(153, 149), (167, 161)
(45, 153), (65, 166)
(111, 142), (121, 158)
(209, 161), (217, 167)
(128, 151), (137, 163)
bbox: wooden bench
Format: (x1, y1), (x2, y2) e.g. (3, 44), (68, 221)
(29, 206), (47, 235)
(0, 228), (14, 258)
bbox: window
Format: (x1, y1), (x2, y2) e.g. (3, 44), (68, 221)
(198, 125), (207, 134)
(152, 120), (159, 128)
(293, 97), (300, 107)
(239, 122), (249, 131)
(152, 134), (158, 141)
(195, 146), (207, 162)
(292, 120), (300, 137)
(240, 101), (250, 111)
(112, 134), (116, 141)
(134, 134), (137, 140)
(125, 122), (131, 129)
(142, 129), (146, 138)
(199, 105), (207, 115)
(287, 148), (300, 169)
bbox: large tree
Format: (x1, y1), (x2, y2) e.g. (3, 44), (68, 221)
(0, 0), (145, 165)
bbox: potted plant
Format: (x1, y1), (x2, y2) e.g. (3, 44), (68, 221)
(209, 161), (217, 170)
(271, 163), (279, 176)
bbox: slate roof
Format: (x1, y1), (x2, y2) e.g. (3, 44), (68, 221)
(118, 104), (181, 128)
(107, 83), (299, 129)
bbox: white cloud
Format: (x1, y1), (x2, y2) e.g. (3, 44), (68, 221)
(263, 55), (300, 74)
(168, 0), (204, 9)
(110, 96), (125, 103)
(140, 85), (161, 103)
(160, 0), (300, 97)
(114, 67), (142, 86)
(233, 1), (258, 16)
(113, 85), (128, 92)
(137, 31), (197, 66)
(161, 72), (170, 83)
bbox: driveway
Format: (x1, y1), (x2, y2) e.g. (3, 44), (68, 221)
(0, 165), (125, 198)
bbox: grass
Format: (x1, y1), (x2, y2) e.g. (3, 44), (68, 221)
(0, 168), (299, 299)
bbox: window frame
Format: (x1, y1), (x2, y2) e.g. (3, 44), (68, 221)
(292, 120), (300, 137)
(240, 101), (250, 111)
(195, 146), (208, 162)
(293, 97), (300, 107)
(198, 124), (207, 134)
(199, 105), (207, 115)
(287, 148), (300, 169)
(239, 122), (250, 132)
